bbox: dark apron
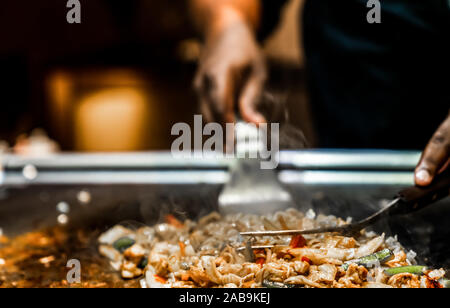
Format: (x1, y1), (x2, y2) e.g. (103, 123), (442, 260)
(303, 0), (450, 148)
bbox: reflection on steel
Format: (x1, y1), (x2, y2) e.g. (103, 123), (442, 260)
(22, 164), (38, 181)
(279, 150), (421, 170)
(4, 170), (229, 186)
(0, 150), (421, 186)
(2, 152), (231, 170)
(1, 150), (421, 171)
(3, 169), (415, 186)
(279, 171), (414, 186)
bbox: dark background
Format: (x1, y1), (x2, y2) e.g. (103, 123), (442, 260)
(0, 0), (309, 151)
(0, 0), (194, 146)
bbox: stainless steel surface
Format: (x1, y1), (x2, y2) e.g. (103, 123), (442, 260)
(0, 149), (448, 268)
(4, 170), (229, 185)
(0, 150), (421, 186)
(1, 150), (422, 170)
(279, 150), (421, 170)
(280, 171), (414, 186)
(2, 152), (230, 169)
(1, 152), (229, 186)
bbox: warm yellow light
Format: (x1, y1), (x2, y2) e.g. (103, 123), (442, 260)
(75, 87), (151, 152)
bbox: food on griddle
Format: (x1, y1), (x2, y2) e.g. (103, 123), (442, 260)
(98, 209), (447, 288)
(0, 227), (140, 288)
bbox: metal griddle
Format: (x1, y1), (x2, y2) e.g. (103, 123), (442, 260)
(0, 150), (449, 287)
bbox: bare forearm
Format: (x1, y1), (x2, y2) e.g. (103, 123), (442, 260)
(189, 0), (261, 38)
(191, 0), (267, 126)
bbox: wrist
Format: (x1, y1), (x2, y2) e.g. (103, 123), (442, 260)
(207, 6), (255, 40)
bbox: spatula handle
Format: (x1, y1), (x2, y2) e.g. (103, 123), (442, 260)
(394, 168), (450, 215)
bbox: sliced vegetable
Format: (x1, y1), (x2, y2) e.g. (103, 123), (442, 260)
(256, 258), (265, 267)
(384, 265), (427, 277)
(181, 273), (190, 281)
(138, 256), (148, 269)
(113, 237), (136, 253)
(253, 248), (266, 255)
(301, 256), (312, 265)
(262, 280), (296, 289)
(343, 249), (393, 271)
(289, 234), (306, 248)
(154, 275), (167, 284)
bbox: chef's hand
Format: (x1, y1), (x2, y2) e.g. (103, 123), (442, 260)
(415, 113), (450, 186)
(194, 10), (267, 125)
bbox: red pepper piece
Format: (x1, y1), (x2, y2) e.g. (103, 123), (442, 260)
(301, 256), (312, 265)
(290, 234), (306, 248)
(256, 258), (266, 267)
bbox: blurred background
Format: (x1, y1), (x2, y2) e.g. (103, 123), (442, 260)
(0, 0), (312, 153)
(2, 1), (450, 276)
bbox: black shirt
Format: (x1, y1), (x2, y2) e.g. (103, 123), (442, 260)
(263, 0), (450, 149)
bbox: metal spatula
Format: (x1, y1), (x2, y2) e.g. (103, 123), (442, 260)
(218, 121), (295, 215)
(241, 168), (450, 237)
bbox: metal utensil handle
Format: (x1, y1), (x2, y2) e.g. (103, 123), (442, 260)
(393, 168), (450, 215)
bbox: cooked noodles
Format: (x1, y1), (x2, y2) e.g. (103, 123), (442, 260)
(99, 209), (446, 288)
